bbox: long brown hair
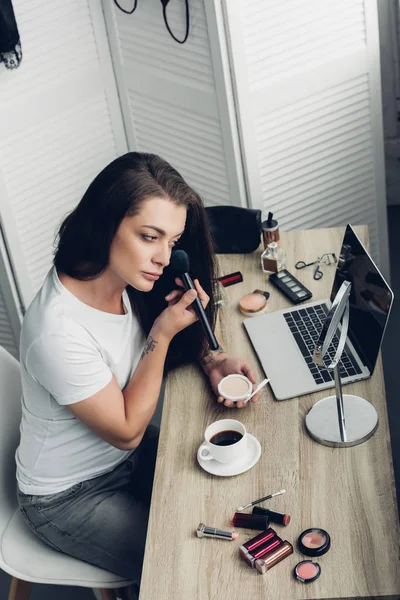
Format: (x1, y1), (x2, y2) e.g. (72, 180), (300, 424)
(54, 152), (218, 369)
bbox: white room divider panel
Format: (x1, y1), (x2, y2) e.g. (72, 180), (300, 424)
(0, 0), (127, 323)
(103, 0), (246, 208)
(0, 291), (17, 359)
(0, 229), (20, 359)
(223, 0), (389, 276)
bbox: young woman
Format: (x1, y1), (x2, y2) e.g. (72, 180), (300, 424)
(15, 153), (259, 589)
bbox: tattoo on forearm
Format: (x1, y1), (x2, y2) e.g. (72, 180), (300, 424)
(200, 344), (225, 369)
(141, 335), (158, 359)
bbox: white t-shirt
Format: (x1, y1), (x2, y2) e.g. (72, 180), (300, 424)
(16, 267), (146, 495)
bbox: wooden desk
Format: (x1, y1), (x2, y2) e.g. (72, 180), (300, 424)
(140, 227), (400, 600)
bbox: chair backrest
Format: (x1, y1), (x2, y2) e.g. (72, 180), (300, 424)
(0, 345), (22, 522)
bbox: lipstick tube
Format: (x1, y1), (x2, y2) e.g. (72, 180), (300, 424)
(239, 528), (276, 566)
(252, 536), (282, 560)
(241, 536), (283, 567)
(240, 528), (276, 554)
(255, 540), (293, 574)
(196, 523), (237, 541)
(217, 272), (243, 287)
(252, 506), (291, 526)
(233, 512), (270, 530)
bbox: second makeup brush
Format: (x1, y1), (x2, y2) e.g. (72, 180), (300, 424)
(237, 489), (286, 511)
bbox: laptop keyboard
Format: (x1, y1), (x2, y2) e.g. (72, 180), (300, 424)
(283, 304), (362, 385)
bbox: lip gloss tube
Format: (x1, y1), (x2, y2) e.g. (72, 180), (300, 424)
(233, 512), (270, 530)
(252, 506), (291, 526)
(255, 540), (293, 574)
(239, 528), (276, 566)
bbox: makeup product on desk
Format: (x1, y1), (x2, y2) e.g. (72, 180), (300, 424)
(255, 540), (293, 574)
(217, 271), (243, 287)
(261, 212), (280, 248)
(240, 530), (282, 567)
(298, 528), (331, 557)
(239, 529), (276, 560)
(196, 523), (238, 541)
(261, 242), (286, 273)
(239, 290), (270, 317)
(252, 506), (291, 526)
(232, 512), (270, 530)
(237, 488), (286, 511)
(269, 269), (312, 304)
(294, 560), (321, 583)
(215, 272), (244, 307)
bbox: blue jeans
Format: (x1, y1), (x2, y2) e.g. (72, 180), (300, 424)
(17, 425), (159, 581)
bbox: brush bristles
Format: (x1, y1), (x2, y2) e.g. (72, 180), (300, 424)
(170, 249), (190, 274)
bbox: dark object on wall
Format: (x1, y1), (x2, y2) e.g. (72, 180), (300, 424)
(160, 0), (189, 44)
(0, 0), (22, 69)
(113, 0), (138, 15)
(113, 0), (190, 45)
(206, 206), (262, 254)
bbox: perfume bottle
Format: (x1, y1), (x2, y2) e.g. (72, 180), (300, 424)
(261, 242), (286, 273)
(261, 212), (280, 248)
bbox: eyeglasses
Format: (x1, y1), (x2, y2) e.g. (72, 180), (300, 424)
(295, 253), (337, 280)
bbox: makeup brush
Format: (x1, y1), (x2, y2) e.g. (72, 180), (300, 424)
(247, 378), (269, 401)
(237, 489), (286, 511)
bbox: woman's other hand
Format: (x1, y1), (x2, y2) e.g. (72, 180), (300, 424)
(208, 356), (260, 408)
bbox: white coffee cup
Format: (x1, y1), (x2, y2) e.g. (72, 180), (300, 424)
(217, 374), (253, 403)
(199, 419), (247, 463)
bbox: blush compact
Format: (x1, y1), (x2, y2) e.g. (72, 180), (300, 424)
(297, 528), (331, 557)
(239, 289), (270, 317)
(294, 560), (321, 583)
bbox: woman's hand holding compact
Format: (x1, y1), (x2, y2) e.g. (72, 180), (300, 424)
(208, 356), (260, 408)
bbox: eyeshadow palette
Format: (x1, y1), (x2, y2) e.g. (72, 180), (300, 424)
(269, 270), (312, 304)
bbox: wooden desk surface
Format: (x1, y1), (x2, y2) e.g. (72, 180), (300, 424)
(140, 227), (400, 600)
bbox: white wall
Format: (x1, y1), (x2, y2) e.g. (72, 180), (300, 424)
(0, 0), (127, 314)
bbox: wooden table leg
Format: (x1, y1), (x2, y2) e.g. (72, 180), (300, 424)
(8, 578), (32, 600)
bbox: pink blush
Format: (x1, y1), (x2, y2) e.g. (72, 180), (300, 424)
(302, 532), (326, 548)
(297, 562), (318, 579)
(294, 560), (321, 583)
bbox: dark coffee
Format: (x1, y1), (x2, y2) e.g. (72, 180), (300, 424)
(210, 430), (243, 446)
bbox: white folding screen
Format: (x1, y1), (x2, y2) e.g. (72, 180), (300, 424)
(0, 0), (127, 318)
(102, 0), (246, 208)
(0, 0), (390, 358)
(0, 229), (21, 359)
(0, 290), (18, 359)
(222, 0), (389, 276)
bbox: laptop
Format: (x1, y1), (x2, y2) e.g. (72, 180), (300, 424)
(244, 224), (394, 400)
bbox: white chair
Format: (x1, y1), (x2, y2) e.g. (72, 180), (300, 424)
(0, 345), (133, 600)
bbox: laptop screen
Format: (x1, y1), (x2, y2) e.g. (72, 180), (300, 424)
(330, 225), (393, 373)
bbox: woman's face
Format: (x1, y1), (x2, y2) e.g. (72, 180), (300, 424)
(108, 196), (187, 291)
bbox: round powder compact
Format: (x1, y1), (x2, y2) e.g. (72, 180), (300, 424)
(217, 374), (252, 402)
(294, 560), (321, 583)
(239, 290), (270, 317)
(298, 528), (331, 557)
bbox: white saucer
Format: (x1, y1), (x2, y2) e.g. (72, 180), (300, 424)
(196, 434), (261, 477)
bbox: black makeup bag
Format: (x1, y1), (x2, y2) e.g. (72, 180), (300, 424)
(205, 206), (262, 254)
